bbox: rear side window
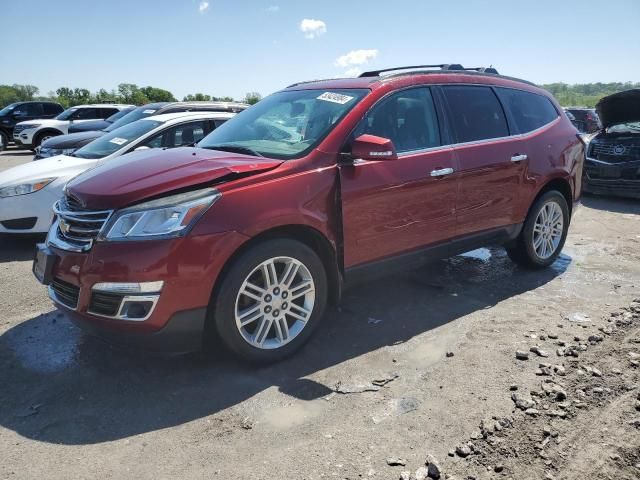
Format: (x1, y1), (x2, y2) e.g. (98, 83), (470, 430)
(99, 108), (119, 118)
(496, 88), (558, 134)
(442, 86), (509, 143)
(356, 87), (441, 153)
(43, 103), (62, 115)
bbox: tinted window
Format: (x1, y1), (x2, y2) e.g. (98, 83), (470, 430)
(355, 87), (440, 152)
(14, 103), (44, 116)
(442, 86), (509, 143)
(143, 120), (209, 149)
(73, 108), (99, 120)
(496, 88), (558, 134)
(99, 108), (119, 119)
(43, 103), (63, 115)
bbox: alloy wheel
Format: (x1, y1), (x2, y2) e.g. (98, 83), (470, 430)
(234, 256), (315, 350)
(532, 201), (564, 259)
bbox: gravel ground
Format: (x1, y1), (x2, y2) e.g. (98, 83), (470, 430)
(1, 149), (639, 479)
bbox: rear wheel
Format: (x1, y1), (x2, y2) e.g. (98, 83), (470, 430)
(506, 191), (569, 269)
(211, 238), (328, 363)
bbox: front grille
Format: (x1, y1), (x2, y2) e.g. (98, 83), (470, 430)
(589, 141), (640, 164)
(51, 278), (80, 309)
(89, 291), (123, 317)
(52, 195), (112, 251)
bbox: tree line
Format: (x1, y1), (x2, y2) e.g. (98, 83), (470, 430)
(2, 81), (638, 110)
(0, 83), (262, 108)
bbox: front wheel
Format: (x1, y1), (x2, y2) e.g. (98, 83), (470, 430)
(0, 131), (7, 151)
(211, 238), (328, 363)
(506, 191), (570, 269)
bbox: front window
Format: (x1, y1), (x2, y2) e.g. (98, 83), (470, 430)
(56, 108), (78, 120)
(198, 89), (369, 159)
(0, 104), (17, 116)
(73, 119), (162, 159)
(105, 106), (160, 132)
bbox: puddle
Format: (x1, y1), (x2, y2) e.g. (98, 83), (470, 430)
(259, 400), (325, 430)
(458, 248), (492, 262)
(3, 312), (81, 374)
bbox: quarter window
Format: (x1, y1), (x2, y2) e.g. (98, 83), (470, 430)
(442, 86), (509, 143)
(496, 88), (558, 134)
(356, 87), (441, 153)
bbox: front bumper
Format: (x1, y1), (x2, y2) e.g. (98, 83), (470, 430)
(43, 229), (249, 353)
(583, 157), (640, 199)
(0, 182), (63, 234)
(13, 128), (37, 148)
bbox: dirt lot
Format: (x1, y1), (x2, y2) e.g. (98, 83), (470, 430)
(1, 148), (639, 480)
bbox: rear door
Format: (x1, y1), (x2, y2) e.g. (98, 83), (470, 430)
(339, 87), (458, 268)
(441, 85), (527, 236)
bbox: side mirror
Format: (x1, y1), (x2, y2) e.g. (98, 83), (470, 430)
(351, 134), (398, 161)
(134, 146), (150, 152)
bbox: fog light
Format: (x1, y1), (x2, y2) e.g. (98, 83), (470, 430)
(120, 300), (155, 320)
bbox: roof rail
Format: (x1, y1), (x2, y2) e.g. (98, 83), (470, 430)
(358, 64), (465, 78)
(462, 66), (500, 74)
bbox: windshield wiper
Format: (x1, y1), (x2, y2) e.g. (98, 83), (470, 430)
(202, 144), (263, 157)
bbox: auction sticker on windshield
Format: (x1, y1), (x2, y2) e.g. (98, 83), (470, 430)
(317, 92), (354, 104)
(109, 137), (128, 145)
(143, 110), (156, 114)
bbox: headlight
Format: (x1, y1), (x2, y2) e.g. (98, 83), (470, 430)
(18, 123), (41, 129)
(100, 188), (221, 241)
(39, 148), (76, 158)
(0, 178), (55, 198)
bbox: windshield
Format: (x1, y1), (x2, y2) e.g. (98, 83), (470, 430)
(105, 108), (133, 123)
(0, 104), (17, 116)
(607, 122), (640, 134)
(73, 119), (162, 159)
(56, 108), (78, 120)
(198, 89), (369, 159)
(105, 105), (162, 132)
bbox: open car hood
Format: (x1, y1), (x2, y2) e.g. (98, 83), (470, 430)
(66, 147), (283, 210)
(596, 89), (640, 129)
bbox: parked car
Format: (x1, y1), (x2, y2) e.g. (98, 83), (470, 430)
(0, 111), (234, 234)
(13, 104), (133, 150)
(0, 101), (64, 149)
(565, 107), (601, 133)
(33, 64), (583, 362)
(583, 89), (640, 199)
(35, 101), (249, 159)
(67, 107), (136, 133)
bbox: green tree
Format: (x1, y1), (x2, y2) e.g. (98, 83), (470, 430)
(183, 93), (212, 101)
(243, 91), (262, 105)
(140, 86), (176, 103)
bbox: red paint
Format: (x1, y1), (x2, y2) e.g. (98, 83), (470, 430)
(50, 71), (583, 341)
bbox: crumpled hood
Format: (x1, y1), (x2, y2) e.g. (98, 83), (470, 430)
(0, 155), (97, 187)
(66, 147), (283, 210)
(596, 89), (640, 129)
(40, 130), (104, 149)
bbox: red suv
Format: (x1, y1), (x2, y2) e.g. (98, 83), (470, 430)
(33, 65), (584, 362)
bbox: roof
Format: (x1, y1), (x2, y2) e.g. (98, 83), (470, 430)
(285, 64), (539, 93)
(139, 111), (236, 123)
(69, 104), (135, 108)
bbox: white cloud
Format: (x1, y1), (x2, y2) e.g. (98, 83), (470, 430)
(198, 1), (209, 14)
(266, 5), (280, 12)
(341, 68), (362, 77)
(335, 49), (378, 67)
(299, 18), (327, 39)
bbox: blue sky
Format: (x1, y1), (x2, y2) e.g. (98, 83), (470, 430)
(2, 0), (639, 100)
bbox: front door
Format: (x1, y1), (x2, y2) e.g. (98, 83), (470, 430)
(339, 87), (458, 268)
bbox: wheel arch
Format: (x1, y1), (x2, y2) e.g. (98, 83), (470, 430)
(35, 128), (63, 143)
(530, 176), (574, 218)
(211, 224), (342, 311)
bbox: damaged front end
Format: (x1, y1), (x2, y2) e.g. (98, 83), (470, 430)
(583, 89), (640, 199)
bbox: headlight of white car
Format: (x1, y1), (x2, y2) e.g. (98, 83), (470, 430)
(100, 188), (221, 241)
(0, 178), (55, 197)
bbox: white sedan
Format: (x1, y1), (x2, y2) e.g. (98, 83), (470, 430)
(0, 111), (235, 234)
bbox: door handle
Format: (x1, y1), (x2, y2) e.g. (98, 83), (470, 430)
(511, 154), (528, 162)
(430, 167), (454, 177)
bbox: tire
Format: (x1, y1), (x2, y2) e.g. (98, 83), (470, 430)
(211, 238), (328, 363)
(0, 131), (7, 152)
(506, 190), (570, 269)
(34, 131), (60, 149)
